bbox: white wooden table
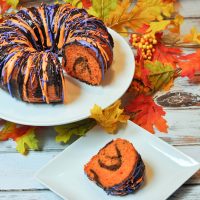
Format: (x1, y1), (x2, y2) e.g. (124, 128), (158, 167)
(0, 0), (200, 199)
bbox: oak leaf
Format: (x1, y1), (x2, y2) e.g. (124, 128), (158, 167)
(54, 118), (96, 143)
(125, 95), (168, 133)
(90, 100), (129, 134)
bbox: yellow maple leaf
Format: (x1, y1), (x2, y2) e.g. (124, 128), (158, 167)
(183, 27), (200, 44)
(147, 20), (171, 34)
(90, 100), (129, 134)
(6, 0), (19, 8)
(15, 128), (39, 155)
(105, 0), (174, 33)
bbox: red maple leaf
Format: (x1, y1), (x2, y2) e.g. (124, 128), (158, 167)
(152, 34), (182, 68)
(125, 95), (168, 133)
(82, 0), (92, 9)
(0, 123), (34, 141)
(0, 0), (11, 14)
(135, 24), (150, 34)
(178, 50), (200, 79)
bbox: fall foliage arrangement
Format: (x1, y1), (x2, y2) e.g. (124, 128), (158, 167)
(0, 0), (200, 155)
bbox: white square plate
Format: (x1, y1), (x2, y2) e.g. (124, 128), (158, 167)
(35, 121), (200, 200)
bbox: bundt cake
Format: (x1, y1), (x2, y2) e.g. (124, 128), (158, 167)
(84, 138), (145, 196)
(0, 3), (114, 104)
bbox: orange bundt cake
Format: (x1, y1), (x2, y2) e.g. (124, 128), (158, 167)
(0, 4), (114, 103)
(84, 138), (145, 196)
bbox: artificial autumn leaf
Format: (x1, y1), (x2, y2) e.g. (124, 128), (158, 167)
(0, 0), (10, 20)
(147, 20), (171, 34)
(178, 50), (200, 79)
(82, 0), (92, 9)
(183, 27), (200, 44)
(6, 0), (19, 8)
(0, 119), (6, 125)
(162, 0), (176, 2)
(16, 128), (39, 155)
(145, 61), (175, 92)
(134, 52), (151, 87)
(162, 78), (174, 91)
(55, 118), (97, 143)
(90, 100), (129, 134)
(125, 95), (168, 133)
(62, 0), (83, 8)
(87, 0), (118, 21)
(168, 14), (184, 34)
(0, 122), (32, 141)
(152, 39), (182, 68)
(105, 0), (174, 33)
(128, 79), (151, 95)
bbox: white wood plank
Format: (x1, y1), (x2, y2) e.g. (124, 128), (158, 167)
(155, 109), (200, 136)
(0, 145), (199, 190)
(169, 185), (200, 200)
(0, 122), (200, 151)
(178, 0), (200, 18)
(0, 186), (200, 200)
(0, 152), (58, 190)
(0, 190), (61, 200)
(181, 18), (200, 36)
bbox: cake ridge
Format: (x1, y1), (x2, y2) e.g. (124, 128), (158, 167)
(0, 3), (114, 103)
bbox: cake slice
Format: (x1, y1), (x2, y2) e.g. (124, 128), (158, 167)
(84, 138), (145, 196)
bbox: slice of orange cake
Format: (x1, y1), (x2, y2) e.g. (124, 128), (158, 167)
(84, 138), (145, 196)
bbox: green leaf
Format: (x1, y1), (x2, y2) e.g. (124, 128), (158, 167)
(54, 118), (97, 143)
(145, 61), (175, 92)
(16, 128), (39, 155)
(88, 0), (118, 20)
(6, 0), (19, 8)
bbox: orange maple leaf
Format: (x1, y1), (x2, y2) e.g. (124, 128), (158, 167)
(152, 35), (182, 68)
(125, 95), (168, 134)
(0, 122), (34, 141)
(0, 0), (11, 16)
(135, 51), (151, 86)
(178, 50), (200, 79)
